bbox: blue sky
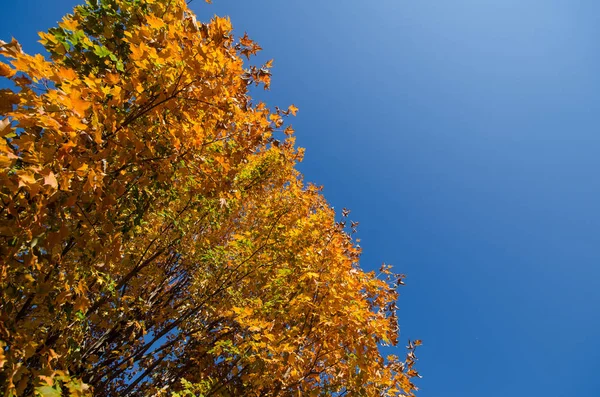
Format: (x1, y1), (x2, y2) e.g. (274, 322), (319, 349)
(3, 0), (600, 396)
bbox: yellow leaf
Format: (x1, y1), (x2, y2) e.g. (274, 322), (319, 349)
(248, 325), (261, 332)
(130, 42), (146, 62)
(59, 17), (79, 31)
(17, 171), (37, 186)
(146, 15), (165, 30)
(75, 163), (88, 176)
(287, 104), (298, 116)
(68, 116), (87, 131)
(69, 90), (90, 117)
(269, 113), (282, 127)
(58, 172), (71, 191)
(0, 341), (5, 368)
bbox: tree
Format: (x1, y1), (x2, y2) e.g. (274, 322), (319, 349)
(0, 0), (420, 395)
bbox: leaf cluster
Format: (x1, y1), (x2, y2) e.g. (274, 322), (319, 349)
(0, 0), (420, 395)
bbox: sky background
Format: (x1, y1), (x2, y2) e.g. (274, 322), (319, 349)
(3, 0), (600, 396)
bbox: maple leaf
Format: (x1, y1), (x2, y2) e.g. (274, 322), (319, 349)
(43, 171), (58, 188)
(35, 386), (62, 397)
(146, 15), (165, 30)
(68, 90), (90, 116)
(0, 118), (11, 135)
(288, 104), (299, 116)
(0, 61), (14, 77)
(59, 17), (79, 32)
(17, 171), (37, 187)
(68, 116), (87, 131)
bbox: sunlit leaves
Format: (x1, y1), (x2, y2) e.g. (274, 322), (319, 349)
(0, 0), (419, 396)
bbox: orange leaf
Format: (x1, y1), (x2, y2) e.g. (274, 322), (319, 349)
(57, 67), (77, 82)
(75, 163), (89, 177)
(69, 90), (90, 117)
(0, 62), (14, 77)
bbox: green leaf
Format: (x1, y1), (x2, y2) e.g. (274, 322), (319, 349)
(70, 30), (86, 46)
(93, 44), (112, 58)
(35, 386), (62, 397)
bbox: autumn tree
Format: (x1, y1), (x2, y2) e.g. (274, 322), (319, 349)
(0, 0), (420, 395)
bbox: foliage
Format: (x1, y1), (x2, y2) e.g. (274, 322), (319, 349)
(0, 0), (420, 395)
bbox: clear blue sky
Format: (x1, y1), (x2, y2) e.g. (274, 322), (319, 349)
(3, 1), (600, 396)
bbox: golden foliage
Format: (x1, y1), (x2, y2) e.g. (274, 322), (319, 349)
(0, 0), (419, 395)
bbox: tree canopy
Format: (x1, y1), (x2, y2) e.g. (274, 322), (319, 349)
(0, 0), (420, 395)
